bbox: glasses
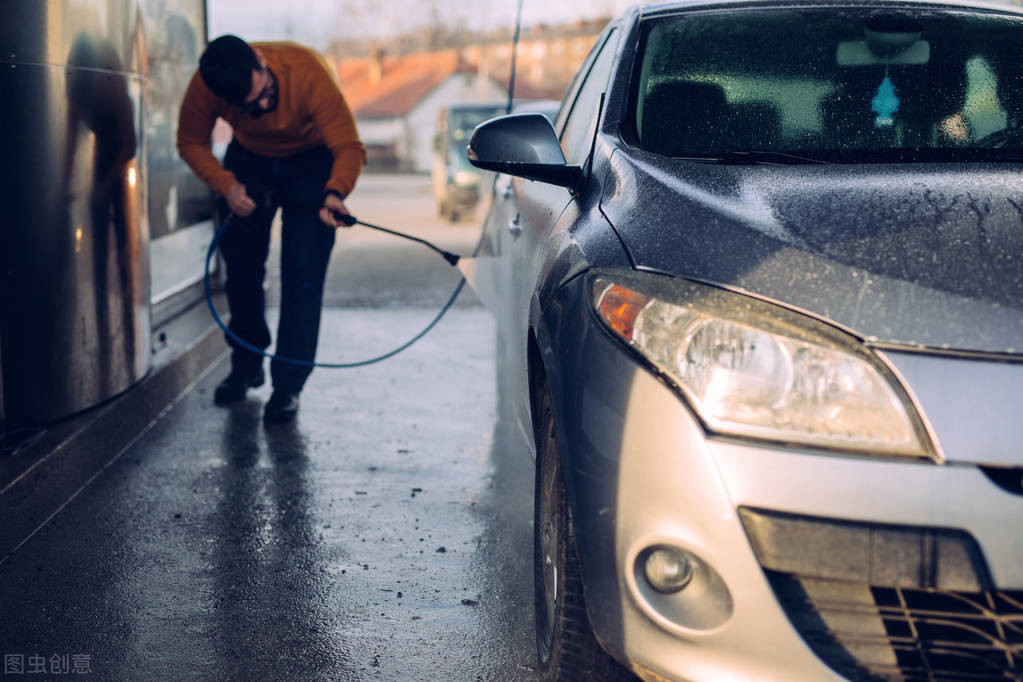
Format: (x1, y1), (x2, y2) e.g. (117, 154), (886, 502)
(238, 67), (277, 117)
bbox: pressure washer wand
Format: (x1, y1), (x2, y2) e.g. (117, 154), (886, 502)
(241, 185), (462, 267)
(330, 210), (460, 266)
(204, 206), (469, 369)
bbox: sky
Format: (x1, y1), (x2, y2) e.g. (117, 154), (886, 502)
(208, 0), (632, 50)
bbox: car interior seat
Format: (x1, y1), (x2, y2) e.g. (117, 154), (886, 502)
(729, 101), (782, 150)
(641, 80), (732, 156)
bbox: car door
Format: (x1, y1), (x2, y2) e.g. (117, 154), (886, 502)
(503, 28), (623, 447)
(475, 50), (595, 388)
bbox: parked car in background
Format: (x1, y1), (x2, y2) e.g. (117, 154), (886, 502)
(468, 1), (1023, 680)
(431, 101), (506, 221)
(512, 98), (560, 124)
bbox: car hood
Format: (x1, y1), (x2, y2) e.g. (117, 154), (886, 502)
(601, 150), (1023, 356)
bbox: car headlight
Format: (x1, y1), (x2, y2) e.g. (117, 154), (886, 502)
(452, 170), (479, 187)
(590, 270), (932, 458)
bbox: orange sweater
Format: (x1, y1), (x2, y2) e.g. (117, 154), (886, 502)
(177, 42), (365, 199)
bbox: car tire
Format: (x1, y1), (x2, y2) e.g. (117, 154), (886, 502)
(533, 384), (634, 681)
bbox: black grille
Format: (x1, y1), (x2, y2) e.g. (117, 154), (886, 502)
(769, 571), (1023, 681)
(981, 467), (1023, 497)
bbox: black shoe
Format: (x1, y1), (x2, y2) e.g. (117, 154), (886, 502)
(264, 390), (300, 423)
(213, 369), (265, 404)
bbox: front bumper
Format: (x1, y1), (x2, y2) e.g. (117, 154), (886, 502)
(541, 276), (1023, 682)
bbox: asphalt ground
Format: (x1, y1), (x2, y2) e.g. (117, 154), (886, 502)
(0, 174), (542, 680)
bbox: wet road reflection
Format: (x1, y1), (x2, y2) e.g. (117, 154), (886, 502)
(207, 407), (353, 677)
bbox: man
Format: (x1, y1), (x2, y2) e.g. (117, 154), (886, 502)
(177, 35), (365, 423)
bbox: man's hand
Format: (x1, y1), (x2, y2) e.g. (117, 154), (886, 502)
(320, 192), (353, 228)
(225, 182), (257, 217)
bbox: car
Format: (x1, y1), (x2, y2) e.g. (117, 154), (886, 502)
(466, 1), (1023, 680)
(511, 98), (561, 124)
(431, 101), (507, 221)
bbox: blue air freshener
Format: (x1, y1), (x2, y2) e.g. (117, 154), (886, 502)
(871, 75), (899, 127)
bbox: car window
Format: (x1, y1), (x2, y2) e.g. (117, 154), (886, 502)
(634, 8), (1023, 162)
(554, 34), (605, 136)
(559, 28), (621, 166)
(447, 105), (505, 170)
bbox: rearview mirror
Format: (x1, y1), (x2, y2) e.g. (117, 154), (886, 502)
(467, 113), (582, 189)
(837, 38), (930, 66)
(838, 17), (930, 66)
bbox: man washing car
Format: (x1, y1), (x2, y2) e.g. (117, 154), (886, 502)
(177, 35), (365, 423)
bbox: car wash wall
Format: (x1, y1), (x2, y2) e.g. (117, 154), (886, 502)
(0, 0), (211, 428)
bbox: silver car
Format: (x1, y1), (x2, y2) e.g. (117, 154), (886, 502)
(467, 1), (1023, 680)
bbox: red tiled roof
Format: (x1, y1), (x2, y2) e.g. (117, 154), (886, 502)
(335, 50), (477, 118)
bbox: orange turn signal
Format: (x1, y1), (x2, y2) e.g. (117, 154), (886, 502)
(596, 284), (650, 341)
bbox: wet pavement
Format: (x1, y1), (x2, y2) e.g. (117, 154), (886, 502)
(0, 175), (542, 680)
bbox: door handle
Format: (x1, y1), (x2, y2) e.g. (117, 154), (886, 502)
(507, 214), (522, 237)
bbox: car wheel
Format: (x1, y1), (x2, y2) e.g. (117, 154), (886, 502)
(533, 384), (634, 681)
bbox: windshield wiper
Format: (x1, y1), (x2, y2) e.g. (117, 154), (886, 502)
(717, 149), (832, 165)
(672, 148), (833, 165)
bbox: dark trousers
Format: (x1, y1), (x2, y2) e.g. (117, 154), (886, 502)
(219, 141), (336, 394)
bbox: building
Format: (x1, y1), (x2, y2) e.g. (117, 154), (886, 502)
(336, 49), (506, 172)
(331, 18), (607, 171)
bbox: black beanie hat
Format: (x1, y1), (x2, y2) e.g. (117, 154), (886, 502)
(199, 34), (261, 105)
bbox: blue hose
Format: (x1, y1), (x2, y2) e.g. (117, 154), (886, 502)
(203, 216), (466, 369)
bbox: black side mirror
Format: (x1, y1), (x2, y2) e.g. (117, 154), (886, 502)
(467, 113), (582, 189)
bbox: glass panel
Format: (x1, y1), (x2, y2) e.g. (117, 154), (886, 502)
(140, 0), (212, 238)
(560, 29), (619, 166)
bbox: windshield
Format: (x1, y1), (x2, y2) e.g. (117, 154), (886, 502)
(635, 8), (1023, 162)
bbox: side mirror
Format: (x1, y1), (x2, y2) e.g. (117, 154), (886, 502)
(467, 113), (582, 189)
